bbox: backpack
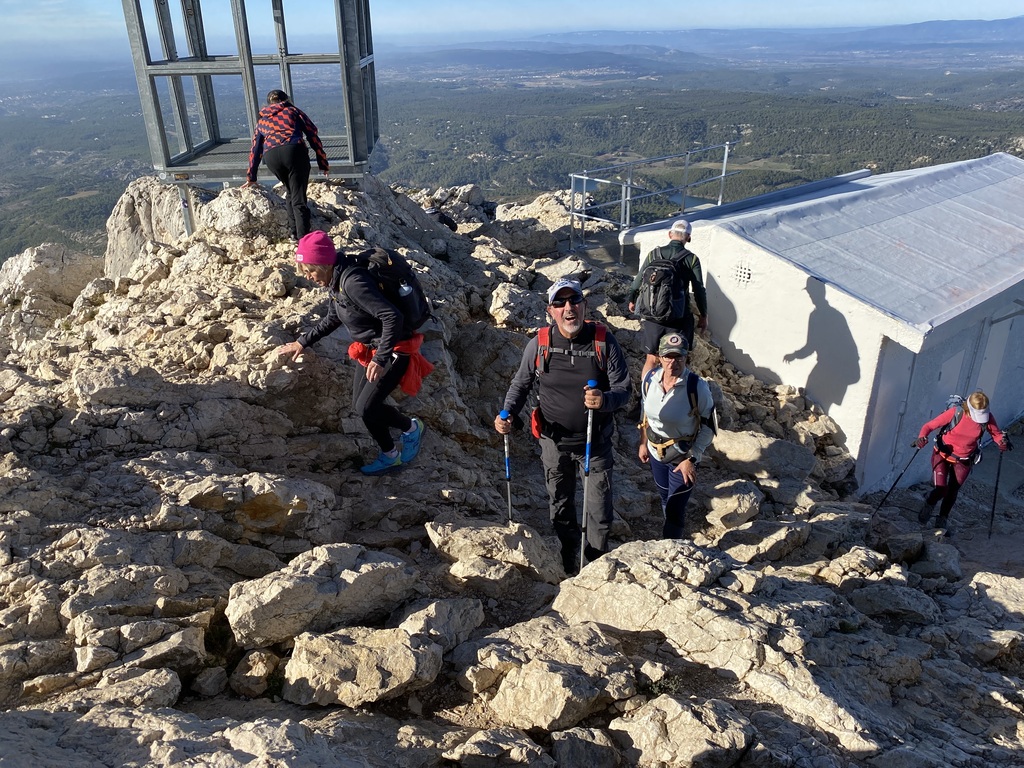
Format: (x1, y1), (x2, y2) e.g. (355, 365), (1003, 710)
(935, 393), (983, 462)
(534, 322), (607, 374)
(635, 247), (698, 324)
(343, 247), (432, 330)
(641, 367), (718, 441)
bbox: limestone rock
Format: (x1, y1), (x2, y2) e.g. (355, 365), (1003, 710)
(609, 695), (755, 768)
(448, 556), (526, 597)
(550, 727), (623, 768)
(441, 728), (556, 767)
(282, 626), (443, 707)
(711, 429), (817, 480)
(426, 515), (564, 584)
(705, 478), (763, 529)
(191, 666), (228, 697)
(452, 615), (636, 730)
(0, 243), (103, 355)
(910, 539), (962, 581)
(225, 544), (418, 649)
(229, 649), (281, 698)
(392, 597), (486, 653)
(849, 583), (941, 624)
(716, 519), (812, 563)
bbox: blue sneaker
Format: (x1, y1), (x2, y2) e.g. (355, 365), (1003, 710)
(360, 451), (402, 476)
(400, 418), (425, 464)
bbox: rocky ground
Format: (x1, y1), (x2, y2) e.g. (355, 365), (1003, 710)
(0, 175), (1022, 767)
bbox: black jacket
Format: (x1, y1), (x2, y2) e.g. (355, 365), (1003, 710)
(501, 322), (631, 441)
(296, 256), (411, 365)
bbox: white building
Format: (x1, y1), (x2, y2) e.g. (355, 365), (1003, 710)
(623, 152), (1024, 493)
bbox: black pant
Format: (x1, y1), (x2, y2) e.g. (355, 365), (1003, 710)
(352, 353), (412, 453)
(264, 142), (312, 240)
(539, 433), (614, 556)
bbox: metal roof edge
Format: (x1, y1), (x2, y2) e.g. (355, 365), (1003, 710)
(618, 169), (874, 245)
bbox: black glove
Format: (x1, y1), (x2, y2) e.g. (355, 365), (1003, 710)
(1000, 438), (1013, 452)
(913, 437), (927, 449)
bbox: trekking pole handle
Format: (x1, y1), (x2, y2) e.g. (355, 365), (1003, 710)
(584, 381), (598, 475)
(499, 410), (511, 480)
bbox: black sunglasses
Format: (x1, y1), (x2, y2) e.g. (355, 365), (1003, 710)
(549, 294), (585, 308)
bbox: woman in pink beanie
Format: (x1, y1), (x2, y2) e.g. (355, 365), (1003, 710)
(276, 231), (427, 475)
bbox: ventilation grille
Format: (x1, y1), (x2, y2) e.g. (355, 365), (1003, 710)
(733, 263), (753, 285)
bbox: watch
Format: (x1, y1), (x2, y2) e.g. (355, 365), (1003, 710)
(686, 455), (698, 466)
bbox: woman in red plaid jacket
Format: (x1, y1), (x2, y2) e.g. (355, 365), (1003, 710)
(245, 90), (329, 240)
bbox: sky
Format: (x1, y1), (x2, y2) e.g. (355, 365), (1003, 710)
(4, 0), (1024, 60)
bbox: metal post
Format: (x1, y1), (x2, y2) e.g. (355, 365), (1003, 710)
(271, 0), (294, 96)
(178, 185), (195, 236)
(681, 151), (692, 213)
(718, 143), (731, 205)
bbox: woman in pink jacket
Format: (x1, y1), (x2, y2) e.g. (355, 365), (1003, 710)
(914, 391), (1012, 533)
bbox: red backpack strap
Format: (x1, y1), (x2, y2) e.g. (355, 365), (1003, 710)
(592, 322), (607, 371)
(535, 325), (552, 373)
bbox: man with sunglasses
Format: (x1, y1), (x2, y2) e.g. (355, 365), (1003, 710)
(495, 279), (631, 575)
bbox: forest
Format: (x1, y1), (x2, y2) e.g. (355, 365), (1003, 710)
(1, 51), (1023, 263)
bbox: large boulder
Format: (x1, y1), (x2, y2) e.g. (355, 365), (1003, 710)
(225, 544), (418, 649)
(282, 626), (443, 707)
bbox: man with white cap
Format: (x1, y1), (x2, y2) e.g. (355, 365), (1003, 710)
(628, 218), (708, 383)
(495, 278), (632, 574)
(913, 390), (1012, 534)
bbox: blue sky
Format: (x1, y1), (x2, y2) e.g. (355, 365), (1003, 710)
(3, 0), (1023, 59)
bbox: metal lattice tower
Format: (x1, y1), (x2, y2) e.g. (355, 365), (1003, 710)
(121, 0), (378, 190)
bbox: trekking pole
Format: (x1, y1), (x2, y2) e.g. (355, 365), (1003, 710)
(873, 445), (922, 513)
(580, 380), (598, 574)
(988, 450), (1004, 539)
(499, 410), (513, 526)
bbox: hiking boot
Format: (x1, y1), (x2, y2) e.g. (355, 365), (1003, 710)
(561, 543), (580, 577)
(360, 451), (402, 476)
(917, 498), (936, 525)
(400, 418), (425, 464)
(934, 514), (951, 537)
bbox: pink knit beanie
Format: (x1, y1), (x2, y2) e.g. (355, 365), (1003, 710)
(295, 231), (337, 265)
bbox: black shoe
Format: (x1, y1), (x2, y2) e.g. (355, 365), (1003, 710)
(917, 499), (935, 525)
(561, 544), (580, 576)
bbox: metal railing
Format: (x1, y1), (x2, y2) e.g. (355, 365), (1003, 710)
(568, 142), (738, 255)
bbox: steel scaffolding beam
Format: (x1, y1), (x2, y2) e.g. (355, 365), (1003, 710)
(121, 0), (379, 187)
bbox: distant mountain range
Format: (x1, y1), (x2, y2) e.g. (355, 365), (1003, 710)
(377, 16), (1024, 72)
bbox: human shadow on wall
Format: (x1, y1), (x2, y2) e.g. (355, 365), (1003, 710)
(783, 276), (861, 413)
(705, 272), (757, 378)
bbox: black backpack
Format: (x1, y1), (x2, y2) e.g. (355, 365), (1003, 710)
(344, 247), (432, 331)
(635, 247), (697, 323)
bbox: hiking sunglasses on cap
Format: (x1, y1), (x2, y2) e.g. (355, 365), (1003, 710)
(549, 294), (585, 308)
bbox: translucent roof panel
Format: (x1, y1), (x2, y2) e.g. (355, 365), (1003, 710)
(712, 153), (1024, 331)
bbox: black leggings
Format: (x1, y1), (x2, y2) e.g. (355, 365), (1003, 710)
(264, 142), (312, 239)
(352, 354), (412, 453)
